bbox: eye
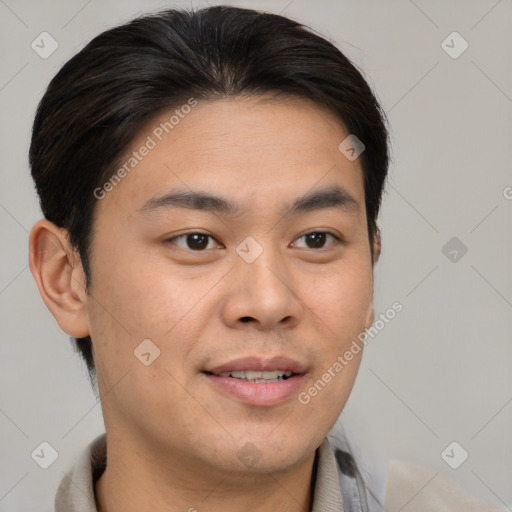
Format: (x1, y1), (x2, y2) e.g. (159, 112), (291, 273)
(291, 231), (342, 250)
(166, 232), (222, 251)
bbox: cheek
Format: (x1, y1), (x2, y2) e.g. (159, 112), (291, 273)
(89, 248), (185, 334)
(296, 258), (371, 414)
(304, 261), (373, 336)
(86, 249), (217, 382)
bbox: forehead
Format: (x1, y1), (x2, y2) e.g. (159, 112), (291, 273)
(96, 96), (365, 217)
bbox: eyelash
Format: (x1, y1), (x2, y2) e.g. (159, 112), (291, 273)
(165, 230), (343, 251)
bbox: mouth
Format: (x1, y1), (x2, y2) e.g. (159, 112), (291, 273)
(202, 356), (307, 406)
(203, 369), (297, 383)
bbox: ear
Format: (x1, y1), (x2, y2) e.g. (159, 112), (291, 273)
(364, 303), (375, 331)
(29, 219), (90, 338)
(371, 227), (381, 267)
(365, 228), (382, 329)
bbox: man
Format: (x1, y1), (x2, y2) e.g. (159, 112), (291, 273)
(28, 6), (506, 511)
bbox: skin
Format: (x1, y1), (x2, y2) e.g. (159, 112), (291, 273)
(29, 95), (380, 512)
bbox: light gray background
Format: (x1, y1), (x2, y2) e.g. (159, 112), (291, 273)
(1, 0), (511, 510)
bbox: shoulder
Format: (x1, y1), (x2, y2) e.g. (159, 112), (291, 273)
(54, 433), (107, 512)
(385, 459), (508, 511)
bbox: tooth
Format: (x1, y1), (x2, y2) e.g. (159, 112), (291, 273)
(245, 370), (262, 380)
(215, 370), (293, 380)
(234, 371), (257, 379)
(262, 370), (283, 379)
(218, 372), (234, 377)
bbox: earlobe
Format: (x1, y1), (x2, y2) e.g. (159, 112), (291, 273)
(365, 304), (375, 330)
(29, 219), (90, 338)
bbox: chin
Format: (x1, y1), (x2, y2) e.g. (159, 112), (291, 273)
(222, 430), (313, 474)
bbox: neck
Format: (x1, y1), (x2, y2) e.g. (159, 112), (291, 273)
(94, 434), (317, 512)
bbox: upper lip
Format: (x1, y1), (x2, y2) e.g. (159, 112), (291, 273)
(204, 356), (307, 375)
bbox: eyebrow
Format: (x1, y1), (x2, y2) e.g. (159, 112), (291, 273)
(138, 185), (360, 217)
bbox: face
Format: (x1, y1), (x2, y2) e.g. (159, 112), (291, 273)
(83, 96), (377, 475)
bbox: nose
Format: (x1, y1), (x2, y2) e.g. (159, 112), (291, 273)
(220, 243), (304, 331)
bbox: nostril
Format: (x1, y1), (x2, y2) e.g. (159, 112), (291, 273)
(240, 317), (253, 323)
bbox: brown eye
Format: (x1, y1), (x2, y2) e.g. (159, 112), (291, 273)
(292, 231), (341, 250)
(185, 234), (210, 250)
(167, 233), (218, 251)
(305, 232), (327, 249)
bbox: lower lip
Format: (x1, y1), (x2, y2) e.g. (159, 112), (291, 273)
(203, 373), (306, 406)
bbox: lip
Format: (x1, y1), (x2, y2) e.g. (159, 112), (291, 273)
(203, 373), (306, 406)
(202, 356), (308, 407)
(204, 356), (307, 375)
